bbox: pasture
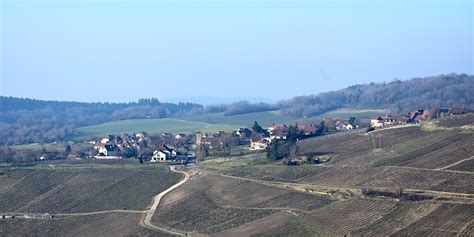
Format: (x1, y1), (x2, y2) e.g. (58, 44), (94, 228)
(73, 118), (242, 139)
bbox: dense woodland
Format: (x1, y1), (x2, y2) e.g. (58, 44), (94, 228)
(0, 73), (472, 145)
(279, 73), (474, 117)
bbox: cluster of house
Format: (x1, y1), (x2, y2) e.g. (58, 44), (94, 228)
(88, 121), (327, 160)
(195, 128), (252, 149)
(370, 107), (467, 128)
(150, 145), (196, 162)
(325, 119), (357, 131)
(86, 117), (366, 161)
(250, 123), (321, 150)
(89, 128), (256, 161)
(93, 133), (145, 159)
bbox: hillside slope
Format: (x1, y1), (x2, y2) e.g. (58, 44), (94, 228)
(280, 73), (473, 117)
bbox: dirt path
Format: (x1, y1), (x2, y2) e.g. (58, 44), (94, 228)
(437, 157), (474, 170)
(141, 166), (190, 236)
(366, 124), (419, 135)
(199, 168), (474, 203)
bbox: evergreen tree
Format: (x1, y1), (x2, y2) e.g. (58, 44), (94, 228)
(252, 121), (264, 133)
(65, 144), (72, 155)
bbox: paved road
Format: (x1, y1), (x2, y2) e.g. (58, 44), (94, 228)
(142, 166), (190, 236)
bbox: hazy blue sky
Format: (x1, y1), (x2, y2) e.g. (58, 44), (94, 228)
(1, 0), (472, 103)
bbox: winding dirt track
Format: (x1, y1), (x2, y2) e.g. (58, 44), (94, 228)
(141, 166), (190, 236)
(1, 166), (191, 236)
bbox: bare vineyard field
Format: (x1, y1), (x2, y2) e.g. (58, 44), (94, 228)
(214, 164), (325, 183)
(213, 212), (320, 237)
(302, 166), (474, 194)
(298, 126), (435, 165)
(0, 212), (168, 237)
(152, 172), (331, 235)
(303, 198), (399, 236)
(212, 163), (474, 195)
(447, 159), (474, 172)
(350, 202), (442, 236)
(375, 132), (474, 169)
(437, 113), (474, 127)
(300, 198), (473, 236)
(0, 169), (34, 193)
(391, 204), (474, 236)
(0, 167), (181, 213)
(298, 125), (473, 170)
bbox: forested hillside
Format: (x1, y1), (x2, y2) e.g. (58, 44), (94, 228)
(0, 98), (225, 144)
(279, 74), (473, 117)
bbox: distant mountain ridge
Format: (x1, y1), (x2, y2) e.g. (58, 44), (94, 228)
(279, 73), (473, 117)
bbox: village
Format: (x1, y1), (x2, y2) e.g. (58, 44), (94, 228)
(77, 106), (469, 164)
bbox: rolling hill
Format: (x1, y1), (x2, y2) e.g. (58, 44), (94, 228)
(280, 73), (474, 117)
(73, 111), (294, 139)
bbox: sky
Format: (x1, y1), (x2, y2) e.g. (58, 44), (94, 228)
(0, 0), (472, 103)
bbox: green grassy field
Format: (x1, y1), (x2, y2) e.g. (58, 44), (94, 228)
(73, 118), (242, 139)
(73, 108), (389, 140)
(73, 111), (294, 139)
(180, 111), (292, 127)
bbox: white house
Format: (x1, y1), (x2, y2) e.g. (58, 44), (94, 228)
(95, 144), (121, 159)
(371, 115), (397, 128)
(151, 150), (169, 162)
(343, 122), (354, 130)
